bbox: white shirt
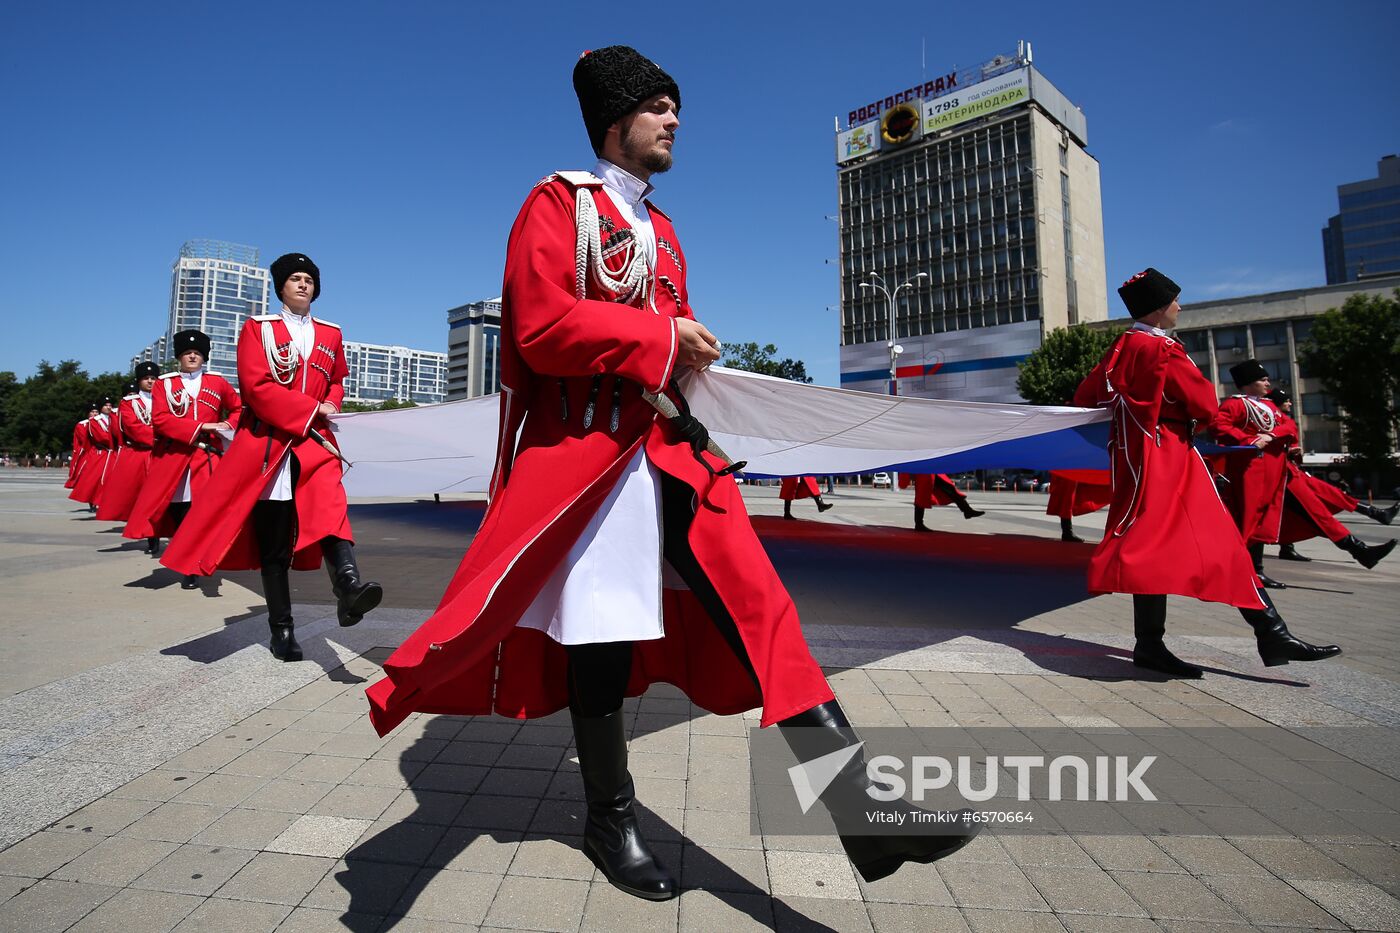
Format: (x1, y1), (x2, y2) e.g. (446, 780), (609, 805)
(281, 307), (316, 360)
(1131, 321), (1169, 338)
(516, 163), (671, 646)
(594, 158), (657, 271)
(259, 306), (319, 502)
(168, 367), (206, 503)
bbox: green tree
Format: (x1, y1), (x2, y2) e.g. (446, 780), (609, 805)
(0, 361), (129, 455)
(340, 398), (420, 413)
(1297, 289), (1400, 476)
(1016, 324), (1125, 405)
(720, 342), (814, 384)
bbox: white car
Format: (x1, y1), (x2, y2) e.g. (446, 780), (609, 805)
(872, 472), (891, 488)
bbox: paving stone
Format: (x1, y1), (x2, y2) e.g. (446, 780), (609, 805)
(507, 833), (595, 881)
(344, 757), (426, 788)
(1020, 866), (1146, 917)
(267, 905), (386, 933)
(109, 770), (204, 802)
(348, 818), (449, 866)
(678, 887), (775, 932)
(855, 858), (955, 905)
(1052, 917), (1159, 933)
(455, 793), (540, 832)
(221, 749), (305, 779)
(774, 894), (875, 932)
(680, 843), (769, 893)
(1225, 835), (1360, 880)
(765, 850), (860, 900)
(581, 878), (680, 932)
(0, 874), (35, 904)
(66, 888), (202, 933)
(266, 814), (372, 858)
(1290, 878), (1400, 930)
(48, 795), (160, 836)
(169, 772), (270, 809)
(960, 908), (1069, 932)
(495, 742), (565, 771)
(867, 903), (971, 933)
(308, 782), (399, 821)
(999, 834), (1097, 869)
(392, 866), (502, 925)
(120, 801), (228, 843)
(190, 807), (299, 850)
(410, 762), (487, 795)
(301, 858), (419, 915)
(238, 778), (336, 814)
(1200, 873), (1347, 928)
(214, 851), (336, 905)
(0, 828), (100, 877)
(1106, 870), (1243, 922)
(940, 863), (1051, 911)
(52, 835), (178, 886)
(681, 807), (762, 850)
(130, 844), (258, 896)
(483, 873), (590, 932)
(1074, 834), (1181, 872)
(168, 895), (291, 932)
(1315, 840), (1400, 892)
(0, 878), (118, 932)
(475, 765), (554, 799)
(380, 788), (468, 826)
(427, 827), (521, 874)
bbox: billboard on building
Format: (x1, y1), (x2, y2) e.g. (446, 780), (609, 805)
(836, 121), (879, 164)
(923, 68), (1029, 135)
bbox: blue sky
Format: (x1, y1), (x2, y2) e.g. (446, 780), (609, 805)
(1, 0), (1395, 386)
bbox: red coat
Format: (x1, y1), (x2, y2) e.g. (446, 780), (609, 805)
(366, 172), (833, 736)
(779, 476), (821, 500)
(69, 416), (113, 505)
(1279, 462), (1353, 544)
(1046, 470), (1112, 519)
(1212, 395), (1297, 544)
(97, 394), (155, 522)
(911, 473), (962, 508)
(1073, 328), (1262, 609)
(160, 316), (352, 574)
(64, 421), (88, 489)
(123, 373), (241, 540)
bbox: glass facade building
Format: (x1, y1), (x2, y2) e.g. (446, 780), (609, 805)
(341, 343), (447, 405)
(446, 298), (503, 400)
(836, 56), (1108, 403)
(1322, 155), (1400, 284)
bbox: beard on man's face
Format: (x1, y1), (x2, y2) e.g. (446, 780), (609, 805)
(622, 126), (674, 174)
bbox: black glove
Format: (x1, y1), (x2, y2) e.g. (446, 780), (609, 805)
(669, 412), (710, 455)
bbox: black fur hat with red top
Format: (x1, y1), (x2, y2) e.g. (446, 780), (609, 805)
(1118, 268), (1181, 319)
(573, 46), (680, 156)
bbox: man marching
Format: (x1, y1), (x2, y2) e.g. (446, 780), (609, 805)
(68, 397), (115, 512)
(1045, 469), (1111, 542)
(1074, 269), (1339, 678)
(779, 475), (833, 519)
(366, 47), (975, 901)
(97, 364), (160, 528)
(161, 254), (382, 661)
(911, 473), (984, 531)
(124, 331), (240, 580)
(64, 403), (97, 493)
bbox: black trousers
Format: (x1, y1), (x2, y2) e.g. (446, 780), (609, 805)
(566, 472), (761, 717)
(252, 454), (300, 570)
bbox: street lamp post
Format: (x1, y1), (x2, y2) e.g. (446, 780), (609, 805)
(859, 272), (927, 397)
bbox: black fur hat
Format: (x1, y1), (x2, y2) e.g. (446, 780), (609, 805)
(1118, 268), (1181, 319)
(573, 46), (680, 155)
(271, 252), (321, 302)
(172, 329), (211, 361)
(1230, 359), (1270, 388)
(133, 362), (160, 381)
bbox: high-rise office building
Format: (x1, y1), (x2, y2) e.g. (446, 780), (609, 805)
(137, 240), (270, 384)
(1321, 155), (1400, 284)
(446, 297), (503, 400)
(341, 342), (448, 405)
(835, 43), (1107, 402)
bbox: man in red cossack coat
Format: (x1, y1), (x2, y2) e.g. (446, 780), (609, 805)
(779, 475), (833, 519)
(1263, 388), (1397, 566)
(909, 473), (984, 530)
(160, 255), (382, 661)
(97, 364), (161, 529)
(69, 397), (116, 512)
(123, 331), (240, 580)
(1074, 269), (1339, 679)
(366, 46), (974, 901)
(1045, 470), (1111, 542)
(64, 403), (97, 492)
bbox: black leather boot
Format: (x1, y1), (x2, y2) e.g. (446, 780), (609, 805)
(1356, 502), (1398, 526)
(779, 700), (978, 883)
(815, 496), (833, 513)
(571, 710), (676, 901)
(1131, 594), (1201, 678)
(1060, 517), (1083, 543)
(1249, 542), (1287, 589)
(1277, 543), (1311, 562)
(320, 537), (382, 627)
(262, 566), (302, 662)
(146, 536), (160, 555)
(956, 498), (985, 520)
(1336, 534), (1397, 569)
(913, 506), (931, 532)
(1241, 588), (1340, 667)
(783, 500), (795, 520)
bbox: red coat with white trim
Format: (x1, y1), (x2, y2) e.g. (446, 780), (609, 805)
(779, 476), (821, 500)
(366, 172), (833, 736)
(69, 416), (113, 505)
(1073, 328), (1262, 608)
(1212, 395), (1297, 544)
(64, 421), (88, 489)
(160, 315), (352, 574)
(97, 394), (156, 522)
(1272, 411), (1352, 544)
(1045, 469), (1112, 519)
(911, 473), (963, 508)
(123, 373), (240, 539)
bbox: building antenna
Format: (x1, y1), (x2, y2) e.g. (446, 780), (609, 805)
(921, 37), (926, 86)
